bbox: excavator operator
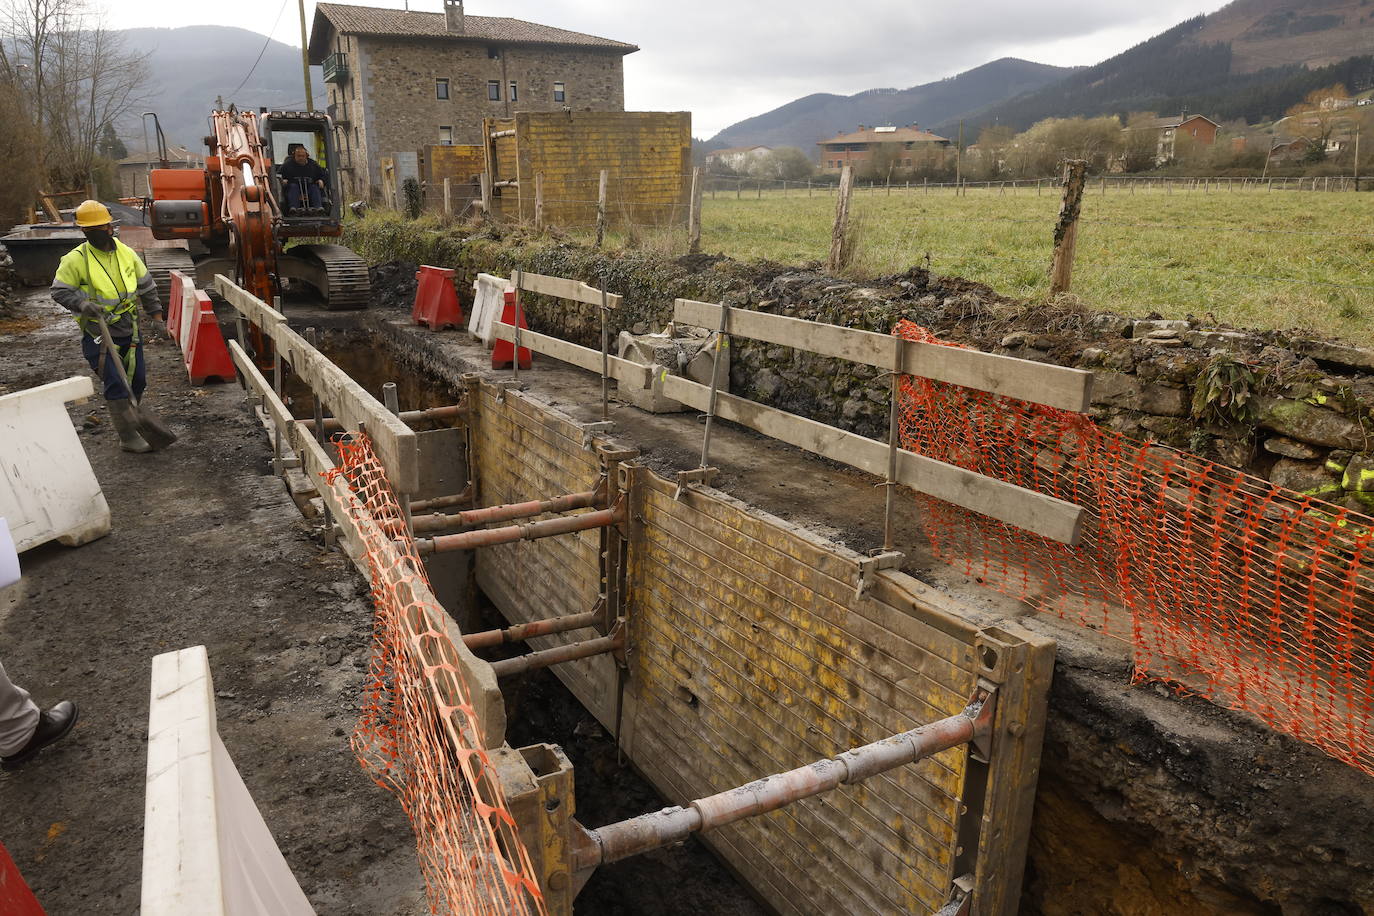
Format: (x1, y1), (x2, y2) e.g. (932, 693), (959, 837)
(278, 143), (329, 214)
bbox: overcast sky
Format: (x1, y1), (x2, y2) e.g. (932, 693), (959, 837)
(103, 0), (1232, 137)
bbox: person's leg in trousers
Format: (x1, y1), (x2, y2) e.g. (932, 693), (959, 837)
(307, 182), (324, 209)
(80, 333), (145, 400)
(0, 660), (40, 758)
(286, 180), (304, 212)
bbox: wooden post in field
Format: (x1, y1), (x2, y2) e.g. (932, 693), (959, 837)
(736, 180), (741, 200)
(828, 165), (855, 273)
(595, 168), (608, 248)
(756, 182), (762, 200)
(480, 172), (492, 216)
(1048, 159), (1087, 297)
(688, 166), (703, 255)
(534, 171), (545, 232)
(443, 177), (452, 216)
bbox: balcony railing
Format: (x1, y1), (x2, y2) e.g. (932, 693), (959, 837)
(323, 52), (349, 84)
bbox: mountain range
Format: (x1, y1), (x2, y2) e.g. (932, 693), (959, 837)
(709, 0), (1374, 153)
(117, 26), (324, 152)
(708, 58), (1074, 151)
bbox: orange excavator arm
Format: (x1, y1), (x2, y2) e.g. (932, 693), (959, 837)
(209, 108), (281, 306)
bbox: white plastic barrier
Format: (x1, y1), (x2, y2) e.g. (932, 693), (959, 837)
(469, 272), (512, 346)
(0, 376), (110, 552)
(142, 646), (316, 916)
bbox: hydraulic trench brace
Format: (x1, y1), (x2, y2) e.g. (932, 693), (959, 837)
(305, 328), (337, 549)
(597, 271), (613, 428)
(382, 381), (413, 537)
(572, 685), (998, 873)
(597, 448), (638, 766)
(859, 335), (904, 598)
(676, 302), (730, 501)
(511, 267), (524, 388)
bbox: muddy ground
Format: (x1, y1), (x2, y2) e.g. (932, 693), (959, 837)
(0, 291), (426, 914)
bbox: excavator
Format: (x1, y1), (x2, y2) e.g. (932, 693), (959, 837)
(141, 107), (369, 315)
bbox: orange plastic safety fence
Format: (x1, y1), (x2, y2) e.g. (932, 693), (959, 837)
(325, 434), (548, 916)
(894, 320), (1374, 775)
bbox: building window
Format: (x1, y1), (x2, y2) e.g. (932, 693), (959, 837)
(436, 78), (449, 100)
(487, 80), (500, 101)
(509, 81), (518, 102)
(553, 81), (566, 103)
(439, 126), (453, 145)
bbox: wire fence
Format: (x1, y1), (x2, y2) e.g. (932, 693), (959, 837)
(405, 166), (1371, 338)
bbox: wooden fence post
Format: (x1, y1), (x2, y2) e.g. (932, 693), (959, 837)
(1048, 159), (1087, 297)
(480, 172), (492, 216)
(534, 171), (545, 232)
(688, 166), (703, 255)
(827, 165), (854, 273)
(443, 177), (451, 216)
(595, 168), (608, 248)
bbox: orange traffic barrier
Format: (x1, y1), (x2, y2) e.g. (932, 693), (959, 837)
(491, 291), (531, 370)
(182, 290), (235, 385)
(166, 270), (186, 343)
(0, 840), (45, 915)
(412, 265), (463, 331)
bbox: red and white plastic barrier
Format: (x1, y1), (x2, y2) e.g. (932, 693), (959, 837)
(166, 270), (235, 385)
(412, 265), (463, 330)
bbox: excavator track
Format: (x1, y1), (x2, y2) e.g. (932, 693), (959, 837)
(284, 243), (371, 311)
(142, 248), (197, 311)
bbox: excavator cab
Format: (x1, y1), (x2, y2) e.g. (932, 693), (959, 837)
(259, 111), (341, 233)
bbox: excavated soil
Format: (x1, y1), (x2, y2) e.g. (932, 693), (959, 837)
(0, 291), (426, 914)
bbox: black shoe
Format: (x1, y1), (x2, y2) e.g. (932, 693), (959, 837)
(1, 701), (79, 769)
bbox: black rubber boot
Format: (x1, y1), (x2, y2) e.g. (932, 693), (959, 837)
(108, 398), (152, 453)
(1, 701), (79, 769)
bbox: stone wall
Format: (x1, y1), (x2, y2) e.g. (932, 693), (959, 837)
(330, 34), (625, 197)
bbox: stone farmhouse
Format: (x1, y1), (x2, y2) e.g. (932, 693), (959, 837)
(307, 0), (637, 198)
(816, 125), (951, 174)
(1122, 114), (1219, 165)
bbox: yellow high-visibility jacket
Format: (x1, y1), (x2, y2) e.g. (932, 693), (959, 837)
(51, 239), (161, 339)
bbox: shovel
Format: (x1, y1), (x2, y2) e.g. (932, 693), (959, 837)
(95, 313), (179, 450)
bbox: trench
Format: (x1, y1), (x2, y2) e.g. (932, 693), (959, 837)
(290, 326), (767, 916)
(259, 315), (1374, 915)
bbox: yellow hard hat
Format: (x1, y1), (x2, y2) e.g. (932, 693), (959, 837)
(74, 199), (113, 228)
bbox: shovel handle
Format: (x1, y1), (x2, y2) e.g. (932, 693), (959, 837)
(95, 313), (139, 405)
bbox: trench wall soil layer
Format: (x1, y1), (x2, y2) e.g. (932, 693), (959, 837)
(469, 380), (1053, 916)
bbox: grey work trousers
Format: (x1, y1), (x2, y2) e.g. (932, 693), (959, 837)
(0, 659), (40, 756)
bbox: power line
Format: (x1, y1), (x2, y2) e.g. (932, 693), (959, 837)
(228, 0), (291, 99)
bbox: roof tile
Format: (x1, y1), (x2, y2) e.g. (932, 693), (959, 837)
(313, 2), (637, 53)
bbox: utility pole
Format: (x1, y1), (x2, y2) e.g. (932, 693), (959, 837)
(297, 0), (314, 112)
(956, 120), (963, 195)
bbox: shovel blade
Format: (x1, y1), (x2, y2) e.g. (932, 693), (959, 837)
(133, 405), (178, 450)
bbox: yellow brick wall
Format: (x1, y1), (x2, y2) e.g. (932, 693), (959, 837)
(481, 112), (691, 228)
(469, 382), (984, 915)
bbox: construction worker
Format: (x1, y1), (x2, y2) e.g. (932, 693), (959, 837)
(50, 200), (167, 453)
(0, 658), (77, 770)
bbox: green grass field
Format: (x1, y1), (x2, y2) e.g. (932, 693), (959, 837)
(677, 185), (1374, 340)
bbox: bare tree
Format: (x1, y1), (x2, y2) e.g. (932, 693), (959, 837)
(1, 0), (147, 190)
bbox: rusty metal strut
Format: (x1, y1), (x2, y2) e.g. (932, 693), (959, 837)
(489, 623), (625, 677)
(416, 504), (624, 555)
(463, 611), (599, 650)
(575, 687), (995, 869)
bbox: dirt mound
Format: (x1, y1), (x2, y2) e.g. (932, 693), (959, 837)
(369, 260), (418, 311)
